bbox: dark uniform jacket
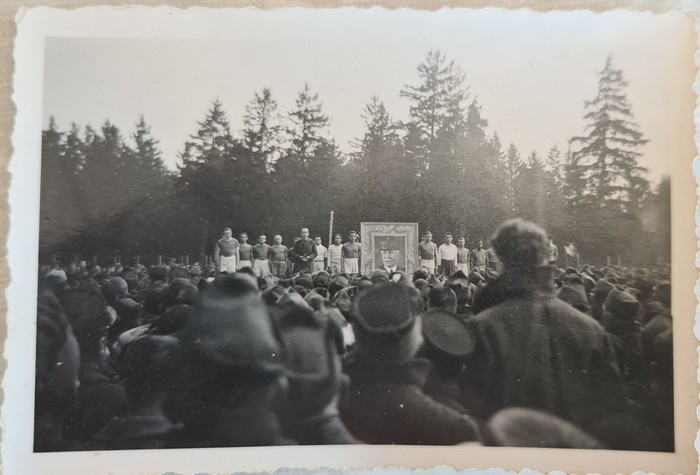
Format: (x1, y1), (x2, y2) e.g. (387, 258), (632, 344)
(340, 356), (480, 445)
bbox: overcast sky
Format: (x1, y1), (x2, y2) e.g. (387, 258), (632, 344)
(42, 7), (694, 184)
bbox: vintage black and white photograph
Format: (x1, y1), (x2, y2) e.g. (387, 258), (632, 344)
(3, 4), (697, 474)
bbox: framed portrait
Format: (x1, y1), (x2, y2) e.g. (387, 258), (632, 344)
(360, 222), (419, 275)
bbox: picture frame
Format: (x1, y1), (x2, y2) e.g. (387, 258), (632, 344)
(360, 222), (419, 276)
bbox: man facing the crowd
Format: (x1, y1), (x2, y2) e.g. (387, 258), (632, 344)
(269, 235), (289, 278)
(456, 237), (470, 274)
(342, 231), (361, 276)
(252, 235), (271, 278)
(292, 228), (317, 274)
(313, 237), (328, 273)
(328, 234), (343, 274)
(238, 233), (254, 270)
(438, 233), (458, 277)
(469, 240), (489, 273)
(214, 227), (239, 273)
(419, 232), (438, 275)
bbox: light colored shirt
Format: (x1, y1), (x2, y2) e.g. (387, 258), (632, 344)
(438, 243), (458, 262)
(314, 244), (328, 262)
(328, 244), (343, 262)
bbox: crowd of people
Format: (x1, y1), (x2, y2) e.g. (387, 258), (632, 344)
(35, 219), (673, 452)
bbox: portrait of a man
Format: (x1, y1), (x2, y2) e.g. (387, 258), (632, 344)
(373, 235), (407, 274)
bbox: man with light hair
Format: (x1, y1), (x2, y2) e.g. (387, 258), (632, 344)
(269, 235), (289, 278)
(213, 227), (239, 273)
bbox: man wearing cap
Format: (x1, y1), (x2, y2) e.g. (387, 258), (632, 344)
(419, 232), (439, 275)
(327, 234), (343, 274)
(213, 227), (239, 274)
(340, 283), (480, 445)
(312, 236), (328, 273)
(378, 238), (404, 275)
(342, 231), (361, 276)
(237, 233), (254, 270)
(252, 235), (271, 278)
(438, 233), (458, 277)
(460, 219), (629, 449)
(292, 228), (317, 274)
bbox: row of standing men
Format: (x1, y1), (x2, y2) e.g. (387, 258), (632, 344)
(214, 227), (560, 277)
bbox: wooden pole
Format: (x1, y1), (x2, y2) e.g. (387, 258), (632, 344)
(617, 254), (621, 266)
(157, 255), (162, 266)
(328, 210), (334, 253)
(606, 255), (610, 266)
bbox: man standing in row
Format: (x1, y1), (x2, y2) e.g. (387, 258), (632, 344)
(438, 233), (458, 276)
(456, 237), (470, 274)
(470, 239), (489, 273)
(313, 236), (328, 273)
(419, 231), (438, 275)
(328, 234), (343, 274)
(252, 234), (271, 278)
(269, 235), (289, 278)
(342, 231), (361, 277)
(292, 228), (317, 274)
(238, 232), (254, 270)
(214, 227), (239, 273)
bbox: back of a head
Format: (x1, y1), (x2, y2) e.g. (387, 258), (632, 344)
(604, 286), (641, 324)
(164, 293), (286, 441)
(491, 219), (549, 270)
(427, 286), (458, 314)
(119, 334), (179, 405)
(352, 283), (422, 362)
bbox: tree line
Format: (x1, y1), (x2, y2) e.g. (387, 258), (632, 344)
(39, 51), (670, 266)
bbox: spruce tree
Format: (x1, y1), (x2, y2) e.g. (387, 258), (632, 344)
(243, 87), (283, 169)
(568, 55), (649, 210)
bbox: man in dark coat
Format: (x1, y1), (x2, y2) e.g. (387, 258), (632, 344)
(339, 283), (480, 445)
(460, 219), (629, 449)
(292, 227), (318, 274)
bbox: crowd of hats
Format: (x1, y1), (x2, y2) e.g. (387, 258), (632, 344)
(35, 220), (673, 451)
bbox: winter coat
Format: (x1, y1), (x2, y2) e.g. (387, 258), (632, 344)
(340, 356), (480, 445)
(460, 267), (629, 444)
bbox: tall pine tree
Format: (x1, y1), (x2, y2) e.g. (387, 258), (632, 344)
(568, 55), (649, 210)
